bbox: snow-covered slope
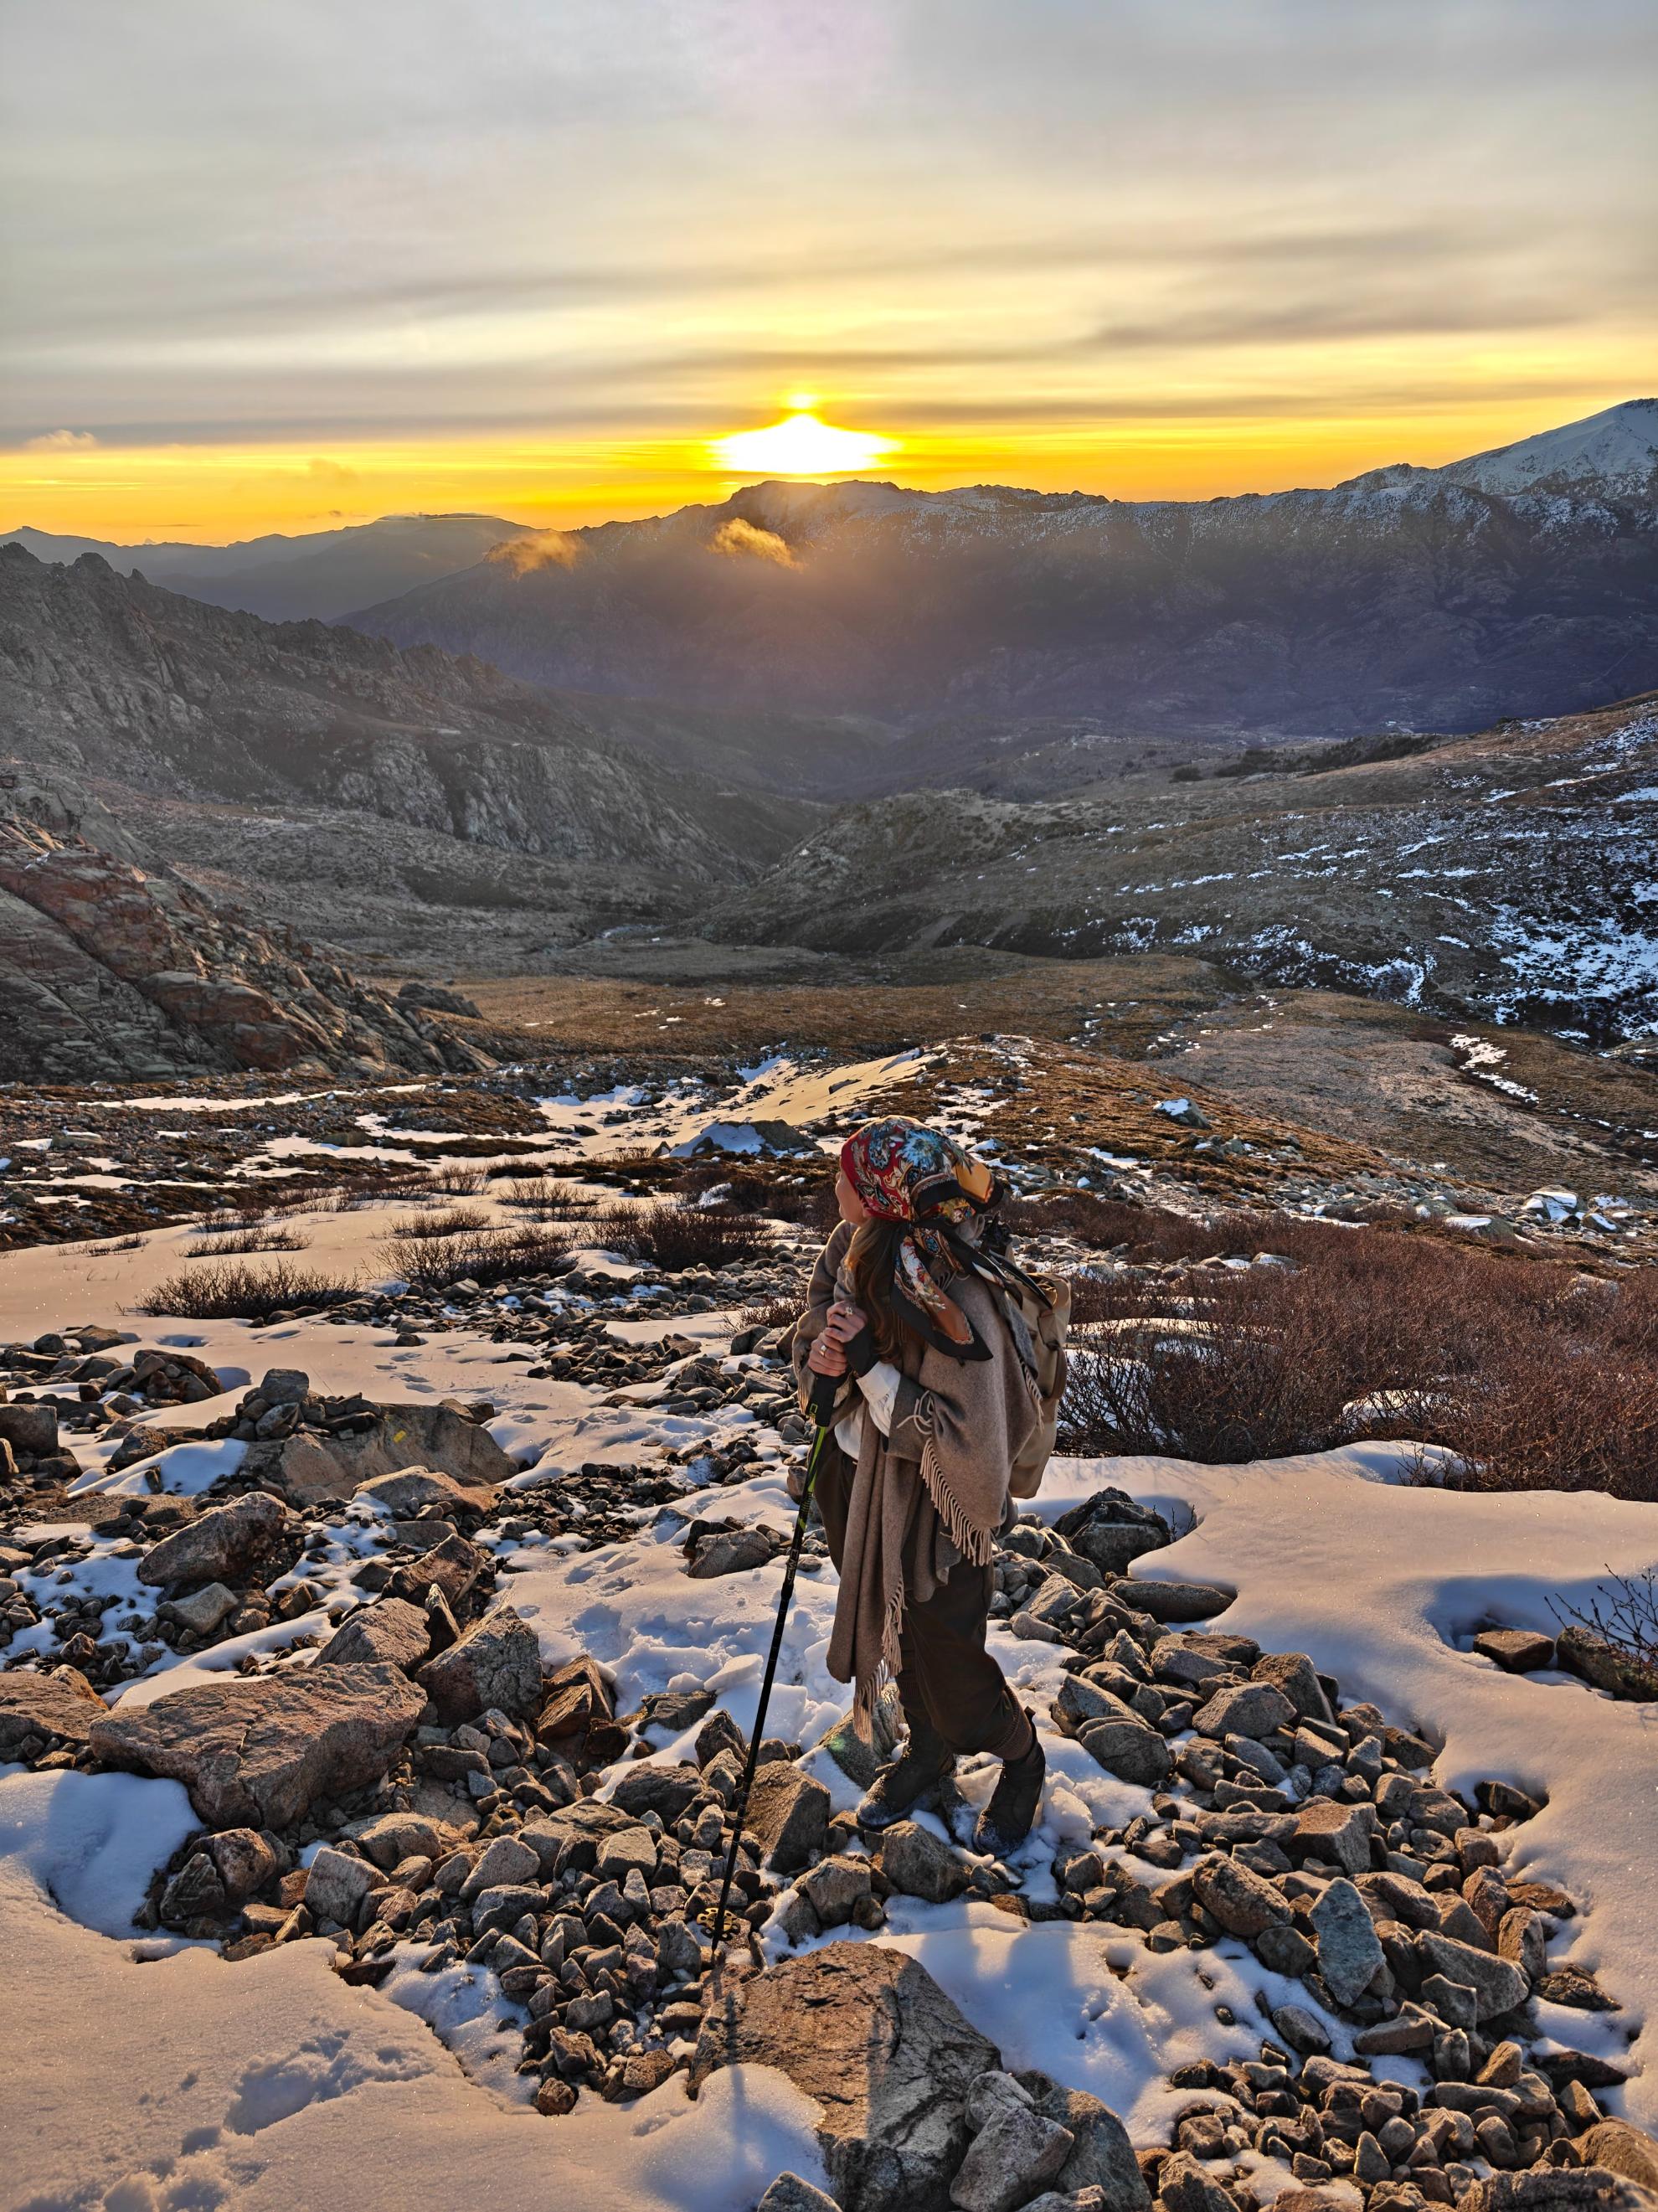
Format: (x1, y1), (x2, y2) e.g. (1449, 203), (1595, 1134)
(1438, 398), (1658, 505)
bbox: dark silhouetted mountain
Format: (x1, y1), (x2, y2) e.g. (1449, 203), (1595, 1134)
(343, 400), (1658, 742)
(0, 512), (523, 622)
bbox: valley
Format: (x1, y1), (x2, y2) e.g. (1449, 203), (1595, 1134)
(3, 401), (1657, 2212)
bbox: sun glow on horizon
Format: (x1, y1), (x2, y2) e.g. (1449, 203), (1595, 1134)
(710, 411), (895, 478)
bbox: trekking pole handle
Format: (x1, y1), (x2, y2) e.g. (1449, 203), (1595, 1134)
(806, 1367), (840, 1426)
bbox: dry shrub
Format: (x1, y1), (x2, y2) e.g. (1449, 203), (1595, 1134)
(386, 1203), (492, 1240)
(740, 1291), (806, 1335)
(1551, 1565), (1658, 1690)
(427, 1163), (488, 1196)
(676, 1158), (837, 1230)
(1063, 1261), (1412, 1463)
(591, 1203), (769, 1273)
(1006, 1190), (1296, 1262)
(136, 1261), (363, 1319)
(183, 1225), (312, 1258)
(1061, 1230), (1658, 1497)
(1440, 1285), (1658, 1502)
(492, 1172), (595, 1214)
(380, 1221), (573, 1291)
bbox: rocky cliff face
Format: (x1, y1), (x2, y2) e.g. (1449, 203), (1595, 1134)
(0, 817), (493, 1083)
(0, 543), (807, 882)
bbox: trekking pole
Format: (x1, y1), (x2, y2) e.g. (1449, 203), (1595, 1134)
(709, 1367), (838, 1954)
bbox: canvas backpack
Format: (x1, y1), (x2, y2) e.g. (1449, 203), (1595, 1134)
(982, 1260), (1071, 1498)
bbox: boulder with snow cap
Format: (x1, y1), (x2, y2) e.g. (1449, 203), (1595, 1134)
(1053, 1489), (1173, 1577)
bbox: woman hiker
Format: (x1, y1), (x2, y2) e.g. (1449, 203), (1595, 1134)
(790, 1115), (1048, 1856)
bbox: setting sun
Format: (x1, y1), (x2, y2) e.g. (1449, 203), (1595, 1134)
(710, 411), (895, 479)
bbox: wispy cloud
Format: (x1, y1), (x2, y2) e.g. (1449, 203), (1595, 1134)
(708, 517), (799, 567)
(1, 0), (1653, 524)
(489, 531), (584, 575)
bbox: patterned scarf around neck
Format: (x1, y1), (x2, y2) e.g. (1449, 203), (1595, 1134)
(839, 1116), (998, 1359)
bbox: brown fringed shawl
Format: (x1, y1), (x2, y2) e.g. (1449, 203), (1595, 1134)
(791, 1221), (1041, 1729)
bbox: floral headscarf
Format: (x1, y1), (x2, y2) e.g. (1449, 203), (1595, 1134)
(840, 1117), (999, 1357)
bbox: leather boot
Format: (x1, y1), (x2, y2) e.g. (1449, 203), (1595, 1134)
(855, 1707), (955, 1829)
(972, 1714), (1045, 1856)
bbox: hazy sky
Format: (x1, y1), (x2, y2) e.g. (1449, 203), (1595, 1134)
(3, 0), (1654, 539)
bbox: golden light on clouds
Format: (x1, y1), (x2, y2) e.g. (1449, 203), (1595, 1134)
(710, 411), (894, 478)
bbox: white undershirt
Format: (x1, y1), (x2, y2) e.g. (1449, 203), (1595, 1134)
(832, 1359), (903, 1457)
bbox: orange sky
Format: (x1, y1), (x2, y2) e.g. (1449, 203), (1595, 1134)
(6, 383), (1649, 545)
(3, 3), (1653, 544)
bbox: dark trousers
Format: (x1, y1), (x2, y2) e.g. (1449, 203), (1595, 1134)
(814, 1446), (1030, 1762)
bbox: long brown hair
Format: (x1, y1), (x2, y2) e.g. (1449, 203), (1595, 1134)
(847, 1217), (926, 1364)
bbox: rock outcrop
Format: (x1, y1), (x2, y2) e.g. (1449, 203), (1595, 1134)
(87, 1662), (425, 1828)
(692, 1941), (1001, 2211)
(0, 812), (493, 1083)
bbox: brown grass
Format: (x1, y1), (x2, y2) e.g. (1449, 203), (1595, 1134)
(183, 1225), (312, 1257)
(426, 1164), (489, 1197)
(491, 1172), (596, 1214)
(384, 1203), (492, 1240)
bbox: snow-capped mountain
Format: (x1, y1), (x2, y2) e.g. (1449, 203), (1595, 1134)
(1438, 396), (1658, 503)
(341, 401), (1658, 740)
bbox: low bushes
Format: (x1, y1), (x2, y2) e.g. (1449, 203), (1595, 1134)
(384, 1203), (492, 1240)
(490, 1173), (595, 1215)
(379, 1220), (573, 1291)
(740, 1291), (806, 1336)
(426, 1164), (489, 1197)
(135, 1261), (364, 1320)
(182, 1226), (312, 1258)
(590, 1203), (770, 1273)
(1061, 1228), (1658, 1498)
(674, 1158), (838, 1232)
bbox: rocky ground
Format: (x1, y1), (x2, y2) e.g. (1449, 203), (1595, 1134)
(3, 1320), (1656, 2212)
(3, 1017), (1654, 1260)
(2, 1041), (1656, 2211)
(702, 698), (1658, 1053)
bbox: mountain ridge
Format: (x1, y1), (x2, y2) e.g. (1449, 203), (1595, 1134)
(0, 512), (525, 624)
(339, 399), (1658, 741)
(0, 543), (826, 981)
